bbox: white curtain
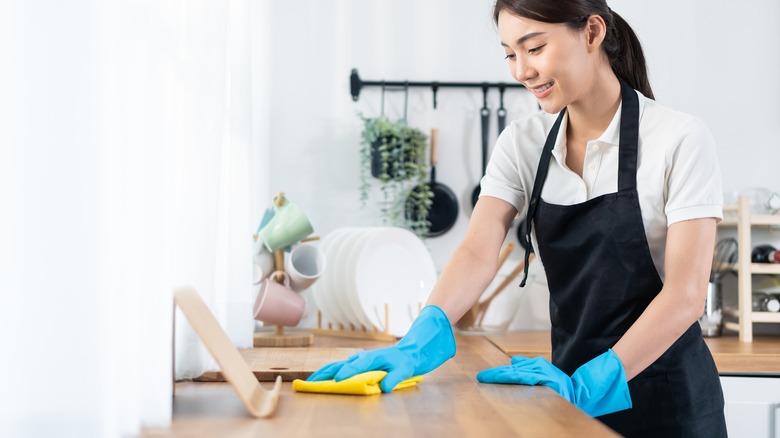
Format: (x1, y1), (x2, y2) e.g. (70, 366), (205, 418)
(0, 0), (268, 436)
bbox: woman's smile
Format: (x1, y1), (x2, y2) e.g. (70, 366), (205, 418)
(529, 81), (554, 98)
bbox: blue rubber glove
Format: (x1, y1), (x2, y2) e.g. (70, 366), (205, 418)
(476, 349), (632, 417)
(307, 305), (456, 392)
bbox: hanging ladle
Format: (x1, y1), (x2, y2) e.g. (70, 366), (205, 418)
(471, 86), (491, 207)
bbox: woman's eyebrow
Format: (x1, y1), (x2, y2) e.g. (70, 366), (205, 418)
(500, 31), (546, 47)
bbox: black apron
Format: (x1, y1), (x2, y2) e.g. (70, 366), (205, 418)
(519, 79), (726, 437)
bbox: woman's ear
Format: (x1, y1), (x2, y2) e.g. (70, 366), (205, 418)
(585, 14), (607, 52)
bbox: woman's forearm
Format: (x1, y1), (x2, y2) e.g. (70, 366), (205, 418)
(426, 196), (518, 323)
(612, 284), (705, 380)
(612, 218), (716, 380)
(426, 243), (500, 322)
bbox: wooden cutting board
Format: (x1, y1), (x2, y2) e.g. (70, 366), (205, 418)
(194, 347), (362, 382)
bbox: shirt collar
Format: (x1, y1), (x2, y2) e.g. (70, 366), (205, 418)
(550, 89), (646, 162)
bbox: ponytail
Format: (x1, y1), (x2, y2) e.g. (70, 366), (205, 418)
(493, 0), (654, 99)
(602, 10), (654, 99)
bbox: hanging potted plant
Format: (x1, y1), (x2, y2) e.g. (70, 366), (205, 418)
(359, 114), (433, 237)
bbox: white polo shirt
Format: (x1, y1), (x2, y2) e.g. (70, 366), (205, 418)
(480, 89), (723, 281)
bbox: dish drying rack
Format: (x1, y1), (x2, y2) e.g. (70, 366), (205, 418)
(311, 303), (423, 343)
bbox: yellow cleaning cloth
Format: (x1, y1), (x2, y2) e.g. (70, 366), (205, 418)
(293, 371), (423, 395)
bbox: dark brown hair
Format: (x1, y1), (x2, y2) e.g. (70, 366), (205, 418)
(493, 0), (654, 99)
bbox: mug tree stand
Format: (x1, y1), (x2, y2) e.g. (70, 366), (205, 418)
(253, 193), (315, 347)
(254, 324), (314, 347)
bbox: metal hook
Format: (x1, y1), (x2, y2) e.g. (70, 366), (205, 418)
(431, 83), (439, 109)
(402, 81), (409, 123)
(499, 85), (506, 107)
(380, 81), (410, 122)
(482, 84), (489, 108)
(380, 81), (386, 117)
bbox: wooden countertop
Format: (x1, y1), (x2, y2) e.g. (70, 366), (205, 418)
(143, 334), (618, 437)
(486, 331), (780, 375)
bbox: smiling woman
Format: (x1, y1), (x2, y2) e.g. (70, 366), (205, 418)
(307, 1), (727, 437)
(476, 1), (727, 436)
(494, 0), (653, 101)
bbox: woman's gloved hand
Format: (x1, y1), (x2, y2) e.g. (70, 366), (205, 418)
(476, 349), (632, 417)
(307, 305), (456, 393)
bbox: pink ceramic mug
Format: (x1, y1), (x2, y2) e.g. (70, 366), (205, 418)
(253, 272), (306, 326)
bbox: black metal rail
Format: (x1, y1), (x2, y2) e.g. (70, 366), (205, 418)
(350, 68), (526, 108)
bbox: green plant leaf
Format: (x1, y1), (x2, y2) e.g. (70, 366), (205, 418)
(357, 113), (432, 237)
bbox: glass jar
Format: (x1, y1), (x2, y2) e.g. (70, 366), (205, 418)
(752, 292), (780, 312)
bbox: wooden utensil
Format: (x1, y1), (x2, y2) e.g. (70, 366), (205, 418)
(455, 241), (515, 330)
(174, 286), (282, 418)
(476, 253), (536, 327)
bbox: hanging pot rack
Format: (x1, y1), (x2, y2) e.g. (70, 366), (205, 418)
(350, 68), (526, 109)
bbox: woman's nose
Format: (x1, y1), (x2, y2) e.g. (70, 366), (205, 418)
(513, 59), (536, 84)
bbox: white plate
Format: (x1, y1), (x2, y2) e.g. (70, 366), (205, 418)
(319, 227), (359, 327)
(341, 228), (377, 329)
(311, 228), (349, 327)
(331, 228), (372, 327)
(354, 227), (437, 337)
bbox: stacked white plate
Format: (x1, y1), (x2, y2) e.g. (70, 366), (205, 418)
(310, 226), (437, 337)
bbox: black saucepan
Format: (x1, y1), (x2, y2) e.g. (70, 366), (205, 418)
(407, 128), (458, 237)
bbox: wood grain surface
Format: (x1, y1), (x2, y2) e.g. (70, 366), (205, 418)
(146, 334), (619, 437)
(486, 331), (780, 375)
(194, 347), (362, 382)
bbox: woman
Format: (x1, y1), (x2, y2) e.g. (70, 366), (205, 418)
(309, 1), (726, 435)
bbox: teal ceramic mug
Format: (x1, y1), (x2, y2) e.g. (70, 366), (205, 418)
(257, 200), (314, 252)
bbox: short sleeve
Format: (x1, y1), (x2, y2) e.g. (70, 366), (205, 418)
(664, 117), (723, 225)
(479, 126), (527, 215)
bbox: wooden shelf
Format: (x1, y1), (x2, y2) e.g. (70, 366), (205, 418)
(720, 204), (780, 227)
(732, 264), (780, 274)
(752, 215), (780, 226)
(751, 312), (780, 323)
(733, 195), (780, 342)
(750, 264), (780, 275)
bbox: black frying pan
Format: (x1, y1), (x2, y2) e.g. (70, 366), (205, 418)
(471, 88), (491, 207)
(515, 217), (533, 252)
(407, 128), (458, 237)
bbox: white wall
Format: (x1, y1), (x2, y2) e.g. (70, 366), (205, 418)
(260, 0), (780, 272)
(612, 0), (780, 198)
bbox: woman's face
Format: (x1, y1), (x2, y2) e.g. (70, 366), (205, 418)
(497, 10), (594, 114)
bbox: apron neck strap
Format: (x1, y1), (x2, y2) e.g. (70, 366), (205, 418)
(519, 77), (640, 287)
(616, 77), (640, 192)
(519, 109), (565, 287)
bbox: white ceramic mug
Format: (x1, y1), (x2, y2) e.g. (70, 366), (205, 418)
(252, 241), (275, 285)
(253, 272), (306, 326)
(285, 243), (327, 292)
